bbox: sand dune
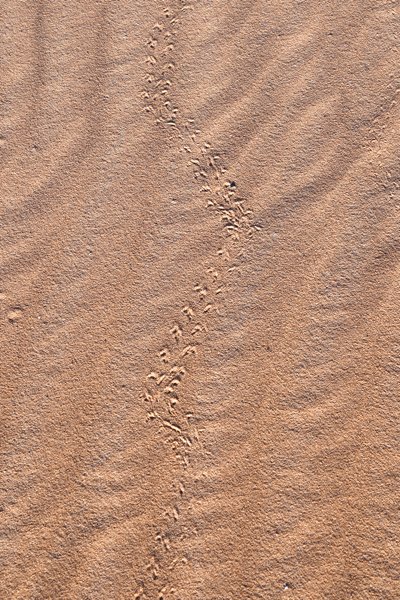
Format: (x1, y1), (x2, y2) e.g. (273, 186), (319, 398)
(1, 1), (399, 598)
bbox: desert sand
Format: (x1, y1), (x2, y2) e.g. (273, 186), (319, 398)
(1, 1), (399, 598)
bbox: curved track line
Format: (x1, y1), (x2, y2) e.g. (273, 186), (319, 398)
(137, 2), (259, 597)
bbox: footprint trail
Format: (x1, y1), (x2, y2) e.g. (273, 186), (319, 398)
(137, 2), (259, 597)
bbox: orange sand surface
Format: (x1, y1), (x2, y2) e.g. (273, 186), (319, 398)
(1, 1), (399, 598)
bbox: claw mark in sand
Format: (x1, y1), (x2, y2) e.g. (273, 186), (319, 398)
(138, 1), (260, 597)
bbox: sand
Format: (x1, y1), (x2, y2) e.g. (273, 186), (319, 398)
(0, 1), (399, 598)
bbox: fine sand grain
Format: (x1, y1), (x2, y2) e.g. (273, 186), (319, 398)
(1, 1), (399, 599)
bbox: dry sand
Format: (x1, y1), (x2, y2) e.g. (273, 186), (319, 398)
(1, 1), (399, 599)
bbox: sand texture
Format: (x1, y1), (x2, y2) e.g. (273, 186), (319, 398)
(1, 1), (399, 598)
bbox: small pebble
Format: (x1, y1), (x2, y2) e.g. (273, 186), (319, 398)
(7, 308), (23, 323)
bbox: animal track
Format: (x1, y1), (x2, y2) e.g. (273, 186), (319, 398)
(138, 1), (260, 596)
